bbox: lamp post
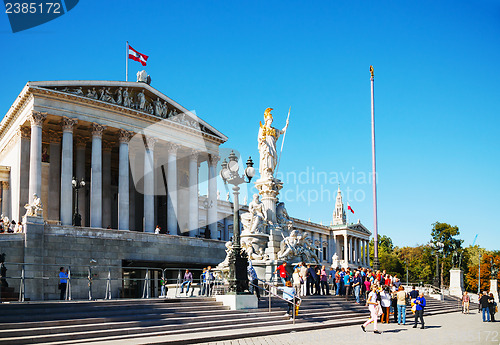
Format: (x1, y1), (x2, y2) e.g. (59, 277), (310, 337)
(478, 253), (482, 295)
(405, 260), (409, 286)
(72, 177), (85, 226)
(431, 241), (444, 288)
(220, 151), (256, 293)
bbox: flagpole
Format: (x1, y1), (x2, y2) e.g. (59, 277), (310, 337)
(126, 41), (129, 82)
(370, 65), (379, 271)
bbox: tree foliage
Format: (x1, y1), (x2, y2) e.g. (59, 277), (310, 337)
(367, 222), (498, 292)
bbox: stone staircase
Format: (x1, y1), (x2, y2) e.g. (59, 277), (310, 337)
(0, 294), (463, 344)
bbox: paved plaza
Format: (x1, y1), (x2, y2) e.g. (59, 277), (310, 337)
(195, 311), (498, 345)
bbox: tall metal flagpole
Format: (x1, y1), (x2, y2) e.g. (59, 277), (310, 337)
(126, 41), (129, 82)
(370, 65), (379, 271)
(275, 107), (290, 174)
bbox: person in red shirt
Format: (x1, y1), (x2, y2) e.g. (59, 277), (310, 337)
(274, 262), (289, 286)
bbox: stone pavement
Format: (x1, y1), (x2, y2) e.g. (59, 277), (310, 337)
(195, 310), (499, 345)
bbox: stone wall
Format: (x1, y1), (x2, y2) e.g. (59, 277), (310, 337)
(4, 219), (226, 301)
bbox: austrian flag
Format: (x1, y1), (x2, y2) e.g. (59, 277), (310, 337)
(128, 45), (149, 66)
(347, 202), (354, 214)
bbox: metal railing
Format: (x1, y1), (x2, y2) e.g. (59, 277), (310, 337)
(0, 262), (228, 302)
(249, 279), (302, 325)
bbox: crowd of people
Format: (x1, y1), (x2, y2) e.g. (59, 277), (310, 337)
(271, 262), (432, 331)
(0, 216), (23, 233)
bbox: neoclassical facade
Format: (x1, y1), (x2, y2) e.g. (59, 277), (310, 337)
(0, 80), (226, 236)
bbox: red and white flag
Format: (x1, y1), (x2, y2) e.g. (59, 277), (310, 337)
(128, 44), (149, 66)
(347, 202), (354, 214)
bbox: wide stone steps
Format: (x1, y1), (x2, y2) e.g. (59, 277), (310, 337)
(0, 295), (462, 345)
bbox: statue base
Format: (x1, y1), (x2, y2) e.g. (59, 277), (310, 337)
(490, 279), (499, 304)
(215, 293), (258, 310)
(254, 177), (283, 225)
(449, 268), (464, 298)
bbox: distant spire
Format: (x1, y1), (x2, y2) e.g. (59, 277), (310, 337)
(332, 186), (346, 225)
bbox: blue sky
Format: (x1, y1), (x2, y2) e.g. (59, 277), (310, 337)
(1, 0), (499, 250)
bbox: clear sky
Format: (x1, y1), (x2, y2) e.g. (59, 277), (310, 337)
(1, 0), (499, 250)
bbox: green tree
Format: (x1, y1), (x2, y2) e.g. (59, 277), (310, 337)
(396, 245), (435, 284)
(430, 222), (463, 287)
(369, 235), (403, 276)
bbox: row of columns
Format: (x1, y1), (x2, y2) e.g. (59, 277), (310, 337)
(333, 233), (369, 267)
(25, 111), (220, 235)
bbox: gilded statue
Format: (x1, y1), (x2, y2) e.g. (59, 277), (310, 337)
(258, 108), (288, 178)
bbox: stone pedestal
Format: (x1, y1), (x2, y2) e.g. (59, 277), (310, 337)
(264, 227), (283, 261)
(254, 177), (283, 225)
(23, 215), (45, 301)
(449, 268), (464, 298)
(215, 293), (258, 310)
(490, 279), (499, 304)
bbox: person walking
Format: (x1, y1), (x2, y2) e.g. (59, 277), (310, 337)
(480, 291), (491, 322)
(205, 266), (214, 296)
(278, 281), (296, 319)
(299, 262), (308, 296)
(396, 285), (407, 325)
(200, 268), (207, 296)
(59, 267), (68, 300)
(489, 293), (497, 322)
(413, 292), (426, 329)
(352, 271), (362, 304)
(361, 286), (382, 334)
(380, 286), (391, 323)
(306, 264), (317, 295)
(274, 262), (288, 286)
(248, 262), (261, 300)
(320, 265), (329, 295)
(335, 269), (342, 296)
(292, 267), (302, 298)
(462, 291), (470, 314)
(343, 272), (351, 300)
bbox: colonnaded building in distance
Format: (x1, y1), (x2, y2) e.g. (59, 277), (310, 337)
(0, 75), (371, 300)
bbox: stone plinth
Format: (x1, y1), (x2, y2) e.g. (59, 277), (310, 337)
(215, 293), (258, 310)
(490, 279), (499, 304)
(264, 227), (283, 262)
(254, 177), (283, 225)
(449, 268), (464, 298)
(23, 215), (45, 301)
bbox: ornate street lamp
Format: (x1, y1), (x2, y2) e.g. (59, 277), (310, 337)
(431, 241), (444, 288)
(72, 177), (85, 226)
(220, 152), (255, 293)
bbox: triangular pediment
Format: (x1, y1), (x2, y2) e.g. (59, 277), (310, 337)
(27, 81), (227, 142)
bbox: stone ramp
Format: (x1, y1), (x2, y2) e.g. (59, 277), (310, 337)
(0, 295), (462, 344)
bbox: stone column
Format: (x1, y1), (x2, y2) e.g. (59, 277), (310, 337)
(28, 111), (47, 204)
(343, 234), (348, 264)
(1, 182), (10, 218)
(365, 240), (369, 266)
(47, 131), (61, 222)
(128, 148), (136, 230)
(355, 238), (359, 265)
(207, 154), (219, 240)
(359, 239), (365, 266)
(118, 130), (132, 230)
(90, 123), (106, 228)
(75, 137), (87, 226)
(102, 141), (112, 229)
(144, 136), (157, 233)
(60, 117), (77, 225)
(189, 150), (200, 237)
(18, 127), (31, 220)
(166, 143), (180, 235)
(348, 236), (353, 263)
